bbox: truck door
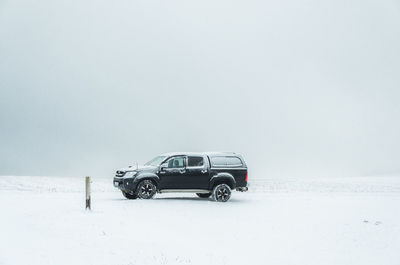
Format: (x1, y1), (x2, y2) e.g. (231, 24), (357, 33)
(158, 156), (187, 189)
(185, 156), (210, 189)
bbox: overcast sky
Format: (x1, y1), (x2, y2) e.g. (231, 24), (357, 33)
(1, 0), (399, 178)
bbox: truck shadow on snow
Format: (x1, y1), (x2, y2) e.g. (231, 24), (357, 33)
(154, 196), (247, 203)
(110, 196), (246, 203)
(111, 197), (247, 203)
(154, 197), (215, 202)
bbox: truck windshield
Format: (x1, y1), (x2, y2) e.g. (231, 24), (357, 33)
(144, 156), (167, 166)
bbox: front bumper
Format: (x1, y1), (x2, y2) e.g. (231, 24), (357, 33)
(113, 176), (130, 189)
(113, 177), (138, 192)
(113, 179), (122, 188)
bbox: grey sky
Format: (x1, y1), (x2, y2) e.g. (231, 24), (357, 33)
(1, 0), (399, 178)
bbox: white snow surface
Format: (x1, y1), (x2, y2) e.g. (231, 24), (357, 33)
(1, 175), (400, 265)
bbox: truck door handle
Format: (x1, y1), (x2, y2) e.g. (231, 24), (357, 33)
(179, 169), (186, 174)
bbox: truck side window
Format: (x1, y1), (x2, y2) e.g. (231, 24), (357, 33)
(167, 157), (185, 168)
(226, 157), (242, 167)
(211, 156), (243, 167)
(187, 156), (204, 167)
(211, 157), (226, 166)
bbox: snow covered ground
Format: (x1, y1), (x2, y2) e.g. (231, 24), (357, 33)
(1, 175), (400, 265)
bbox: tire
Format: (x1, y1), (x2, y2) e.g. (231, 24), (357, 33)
(196, 193), (212, 198)
(122, 191), (137, 200)
(136, 180), (157, 199)
(212, 184), (231, 202)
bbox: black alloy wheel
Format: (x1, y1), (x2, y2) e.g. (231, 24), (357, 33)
(137, 180), (157, 199)
(212, 184), (231, 202)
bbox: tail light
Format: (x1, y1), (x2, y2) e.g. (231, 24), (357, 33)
(245, 172), (248, 182)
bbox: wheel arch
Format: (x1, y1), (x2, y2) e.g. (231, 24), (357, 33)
(209, 173), (236, 189)
(133, 173), (160, 187)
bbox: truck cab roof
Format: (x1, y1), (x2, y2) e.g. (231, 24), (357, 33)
(160, 151), (238, 157)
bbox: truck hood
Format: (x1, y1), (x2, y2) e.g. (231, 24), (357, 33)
(117, 165), (158, 173)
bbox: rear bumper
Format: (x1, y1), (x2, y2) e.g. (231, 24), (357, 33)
(236, 187), (248, 192)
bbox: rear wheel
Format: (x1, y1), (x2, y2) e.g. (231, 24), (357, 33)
(196, 193), (211, 198)
(212, 184), (231, 202)
(136, 180), (157, 199)
(122, 191), (137, 200)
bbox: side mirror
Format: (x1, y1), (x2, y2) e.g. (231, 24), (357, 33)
(160, 163), (168, 171)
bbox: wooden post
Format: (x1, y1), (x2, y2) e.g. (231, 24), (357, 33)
(86, 176), (91, 210)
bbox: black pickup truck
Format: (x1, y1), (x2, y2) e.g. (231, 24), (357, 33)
(113, 152), (248, 202)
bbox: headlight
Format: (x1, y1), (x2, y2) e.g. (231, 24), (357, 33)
(124, 171), (137, 178)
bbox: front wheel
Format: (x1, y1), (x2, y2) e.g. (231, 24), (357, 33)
(122, 191), (137, 199)
(212, 184), (231, 202)
(196, 193), (211, 198)
(136, 180), (157, 199)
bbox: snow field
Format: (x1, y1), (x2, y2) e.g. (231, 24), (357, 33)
(1, 176), (399, 265)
